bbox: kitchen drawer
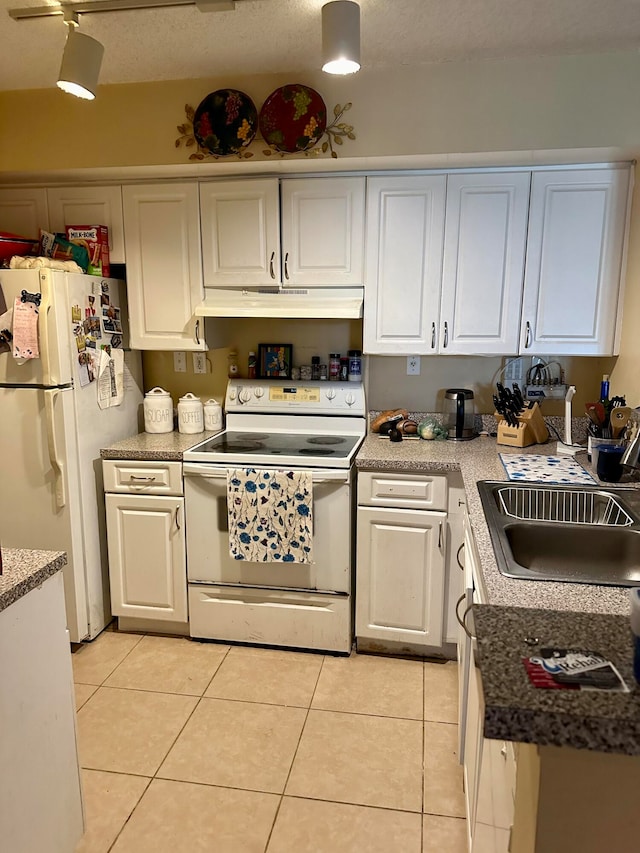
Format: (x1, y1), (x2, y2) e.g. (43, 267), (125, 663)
(103, 460), (183, 495)
(358, 471), (448, 510)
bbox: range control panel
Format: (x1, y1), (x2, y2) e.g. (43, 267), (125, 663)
(225, 380), (366, 416)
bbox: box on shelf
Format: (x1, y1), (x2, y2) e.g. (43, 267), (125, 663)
(65, 225), (110, 276)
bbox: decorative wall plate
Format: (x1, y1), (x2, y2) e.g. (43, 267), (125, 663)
(193, 89), (258, 156)
(259, 84), (327, 153)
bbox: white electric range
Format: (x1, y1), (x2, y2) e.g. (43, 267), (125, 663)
(183, 379), (366, 653)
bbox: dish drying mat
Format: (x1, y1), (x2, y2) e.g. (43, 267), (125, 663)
(499, 454), (597, 485)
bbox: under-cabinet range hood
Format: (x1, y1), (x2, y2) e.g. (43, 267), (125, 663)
(195, 287), (364, 320)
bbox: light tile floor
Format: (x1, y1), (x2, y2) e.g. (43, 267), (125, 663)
(73, 628), (466, 853)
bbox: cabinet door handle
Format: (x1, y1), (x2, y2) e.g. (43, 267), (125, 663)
(195, 319), (200, 346)
(438, 521), (443, 549)
(443, 321), (449, 349)
(284, 252), (290, 280)
(431, 322), (436, 349)
(524, 321), (532, 349)
(455, 594), (476, 640)
(269, 251), (276, 279)
(456, 541), (465, 570)
(175, 507), (181, 530)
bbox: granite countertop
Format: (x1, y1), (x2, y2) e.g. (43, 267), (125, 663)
(355, 434), (637, 616)
(100, 430), (221, 460)
(0, 549), (67, 613)
(473, 604), (640, 755)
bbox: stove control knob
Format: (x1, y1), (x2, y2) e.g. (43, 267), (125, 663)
(254, 387), (264, 398)
(325, 388), (336, 401)
(227, 388), (237, 401)
(345, 392), (356, 406)
(238, 387), (252, 404)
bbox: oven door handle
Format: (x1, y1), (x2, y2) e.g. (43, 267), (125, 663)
(183, 462), (351, 483)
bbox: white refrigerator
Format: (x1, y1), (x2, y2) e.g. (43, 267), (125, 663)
(0, 268), (143, 642)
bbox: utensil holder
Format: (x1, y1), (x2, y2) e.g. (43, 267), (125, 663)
(495, 403), (549, 447)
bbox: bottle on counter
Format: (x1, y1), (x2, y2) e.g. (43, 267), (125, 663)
(247, 351), (257, 380)
(311, 356), (320, 381)
(348, 349), (362, 382)
(339, 357), (349, 382)
(329, 353), (340, 380)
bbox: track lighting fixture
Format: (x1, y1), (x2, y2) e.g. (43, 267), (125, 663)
(322, 1), (361, 75)
(56, 11), (104, 100)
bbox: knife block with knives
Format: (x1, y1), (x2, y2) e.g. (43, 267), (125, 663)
(495, 402), (549, 447)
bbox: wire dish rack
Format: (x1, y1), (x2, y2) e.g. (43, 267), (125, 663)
(496, 486), (634, 527)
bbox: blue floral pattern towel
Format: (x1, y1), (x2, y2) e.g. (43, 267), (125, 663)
(227, 468), (314, 563)
(499, 454), (596, 485)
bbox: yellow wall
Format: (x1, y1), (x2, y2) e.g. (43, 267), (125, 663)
(2, 52), (639, 415)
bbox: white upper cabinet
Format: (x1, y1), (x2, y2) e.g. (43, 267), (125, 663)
(200, 178), (280, 287)
(47, 185), (126, 263)
(0, 187), (49, 238)
(200, 176), (365, 288)
(440, 172), (530, 355)
(364, 176), (447, 354)
(123, 183), (206, 350)
(280, 177), (365, 287)
(520, 167), (631, 356)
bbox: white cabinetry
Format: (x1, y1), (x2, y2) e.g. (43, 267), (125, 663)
(104, 460), (188, 627)
(47, 185), (125, 263)
(122, 183), (206, 350)
(356, 470), (451, 651)
(364, 176), (446, 354)
(441, 172), (530, 354)
(280, 177), (365, 286)
(0, 187), (49, 238)
(200, 176), (365, 288)
(520, 166), (631, 356)
(0, 572), (83, 853)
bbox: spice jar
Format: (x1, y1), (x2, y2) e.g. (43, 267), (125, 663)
(311, 356), (320, 381)
(348, 350), (362, 382)
(178, 393), (204, 434)
(247, 351), (257, 380)
(319, 364), (328, 381)
(143, 387), (173, 434)
(339, 357), (349, 381)
(329, 353), (340, 381)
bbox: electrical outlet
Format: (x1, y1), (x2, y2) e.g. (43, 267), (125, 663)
(192, 352), (207, 374)
(173, 351), (187, 373)
(406, 355), (421, 376)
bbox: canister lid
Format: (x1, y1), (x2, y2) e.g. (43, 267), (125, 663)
(179, 393), (199, 402)
(145, 386), (170, 397)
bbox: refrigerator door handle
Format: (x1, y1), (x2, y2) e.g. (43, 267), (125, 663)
(44, 388), (66, 509)
(39, 271), (54, 386)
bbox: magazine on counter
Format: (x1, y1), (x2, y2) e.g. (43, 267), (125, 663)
(523, 648), (630, 692)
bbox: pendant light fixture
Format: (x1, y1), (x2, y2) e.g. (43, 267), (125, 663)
(322, 0), (360, 75)
(57, 11), (104, 100)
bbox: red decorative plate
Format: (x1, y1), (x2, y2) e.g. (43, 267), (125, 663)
(193, 89), (257, 156)
(259, 84), (327, 153)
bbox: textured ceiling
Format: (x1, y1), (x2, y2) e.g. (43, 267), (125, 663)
(1, 0), (639, 92)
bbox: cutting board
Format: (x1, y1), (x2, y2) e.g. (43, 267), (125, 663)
(499, 454), (596, 485)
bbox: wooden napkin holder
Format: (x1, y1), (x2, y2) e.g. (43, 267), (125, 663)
(495, 403), (549, 448)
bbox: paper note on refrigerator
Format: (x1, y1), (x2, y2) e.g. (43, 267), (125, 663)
(12, 296), (39, 360)
(97, 347), (124, 409)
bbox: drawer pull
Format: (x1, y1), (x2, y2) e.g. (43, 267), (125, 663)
(456, 541), (465, 570)
(455, 594), (476, 640)
(129, 475), (157, 482)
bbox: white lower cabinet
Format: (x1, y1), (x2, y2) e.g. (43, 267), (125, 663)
(356, 471), (464, 653)
(104, 460), (188, 625)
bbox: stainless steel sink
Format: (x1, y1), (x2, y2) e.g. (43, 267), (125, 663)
(478, 481), (640, 586)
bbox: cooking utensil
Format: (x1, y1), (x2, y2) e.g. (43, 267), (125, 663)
(585, 402), (606, 426)
(611, 407), (632, 439)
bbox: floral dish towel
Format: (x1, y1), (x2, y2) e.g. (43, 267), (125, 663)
(227, 468), (313, 563)
(499, 454), (596, 485)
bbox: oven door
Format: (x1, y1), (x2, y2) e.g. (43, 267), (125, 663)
(183, 463), (353, 593)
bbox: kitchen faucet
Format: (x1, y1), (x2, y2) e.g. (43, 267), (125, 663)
(621, 420), (640, 469)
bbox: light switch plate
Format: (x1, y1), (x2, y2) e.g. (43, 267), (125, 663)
(173, 351), (187, 373)
(406, 355), (421, 376)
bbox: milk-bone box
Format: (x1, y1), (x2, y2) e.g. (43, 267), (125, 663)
(65, 225), (110, 276)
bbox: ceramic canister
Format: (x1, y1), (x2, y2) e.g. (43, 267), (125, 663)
(143, 387), (174, 434)
(178, 393), (204, 434)
(203, 398), (224, 432)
